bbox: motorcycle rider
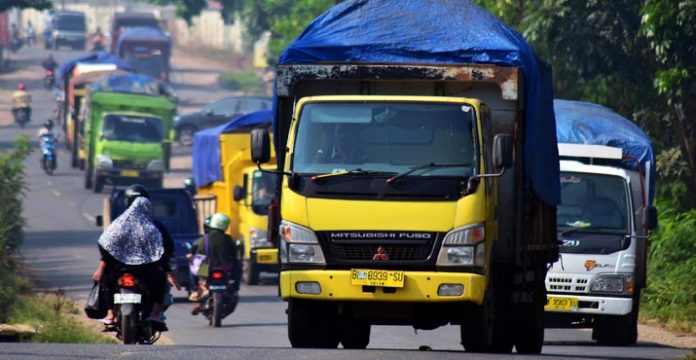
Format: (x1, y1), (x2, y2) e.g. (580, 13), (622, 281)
(187, 213), (241, 315)
(37, 119), (61, 140)
(91, 26), (106, 51)
(42, 54), (58, 73)
(92, 184), (180, 327)
(12, 83), (32, 120)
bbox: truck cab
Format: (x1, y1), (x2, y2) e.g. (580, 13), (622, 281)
(46, 11), (86, 50)
(115, 27), (171, 81)
(545, 100), (658, 346)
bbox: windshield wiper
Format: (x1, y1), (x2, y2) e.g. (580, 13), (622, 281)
(311, 168), (396, 183)
(386, 163), (471, 185)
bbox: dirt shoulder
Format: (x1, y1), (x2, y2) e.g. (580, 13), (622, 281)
(638, 322), (696, 349)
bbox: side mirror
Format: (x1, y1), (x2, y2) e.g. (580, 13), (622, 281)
(493, 134), (513, 170)
(251, 128), (271, 164)
(95, 215), (103, 227)
(233, 185), (245, 201)
(644, 206), (658, 230)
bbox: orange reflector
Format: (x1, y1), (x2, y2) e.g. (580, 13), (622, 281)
(211, 271), (223, 280)
(118, 273), (136, 288)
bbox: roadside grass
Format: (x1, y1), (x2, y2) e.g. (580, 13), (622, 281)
(8, 289), (116, 344)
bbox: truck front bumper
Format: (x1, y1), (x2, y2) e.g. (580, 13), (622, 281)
(545, 293), (633, 316)
(280, 270), (485, 303)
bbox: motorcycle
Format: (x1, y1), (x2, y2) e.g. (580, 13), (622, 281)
(12, 107), (31, 128)
(40, 134), (57, 175)
(10, 36), (23, 53)
(196, 268), (239, 327)
(108, 270), (166, 344)
(44, 70), (55, 89)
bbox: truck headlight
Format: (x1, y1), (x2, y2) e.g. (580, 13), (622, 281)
(249, 227), (272, 248)
(147, 159), (164, 171)
(437, 223), (485, 267)
(279, 220), (324, 265)
(96, 155), (113, 169)
(590, 273), (633, 294)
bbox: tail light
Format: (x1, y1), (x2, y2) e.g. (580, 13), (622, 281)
(211, 271), (223, 280)
(47, 70), (53, 76)
(118, 273), (136, 288)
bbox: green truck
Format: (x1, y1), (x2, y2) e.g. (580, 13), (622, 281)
(82, 90), (176, 193)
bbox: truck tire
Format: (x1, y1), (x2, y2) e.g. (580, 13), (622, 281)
(84, 164), (93, 189)
(339, 317), (370, 349)
(460, 294), (513, 353)
(593, 294), (639, 346)
(245, 258), (260, 285)
(288, 299), (339, 348)
(513, 267), (545, 354)
(93, 175), (104, 193)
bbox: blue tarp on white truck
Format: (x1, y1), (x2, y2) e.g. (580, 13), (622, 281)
(277, 0), (560, 206)
(554, 99), (655, 204)
(192, 110), (273, 187)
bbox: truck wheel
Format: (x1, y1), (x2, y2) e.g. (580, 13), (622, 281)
(93, 176), (104, 193)
(460, 295), (512, 353)
(84, 164), (93, 189)
(245, 258), (260, 285)
(513, 267), (545, 354)
(593, 296), (639, 346)
(288, 299), (339, 348)
(339, 317), (370, 349)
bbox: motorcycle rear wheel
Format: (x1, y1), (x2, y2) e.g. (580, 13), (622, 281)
(212, 295), (222, 327)
(121, 314), (136, 344)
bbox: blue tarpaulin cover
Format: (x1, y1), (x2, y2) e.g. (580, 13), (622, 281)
(278, 0), (559, 206)
(57, 51), (133, 82)
(116, 27), (171, 52)
(554, 99), (655, 204)
(192, 110), (273, 187)
(89, 73), (165, 96)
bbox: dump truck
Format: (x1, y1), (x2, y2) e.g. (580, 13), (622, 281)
(249, 1), (559, 353)
(544, 99), (657, 346)
(115, 27), (172, 81)
(193, 110), (278, 285)
(82, 77), (176, 193)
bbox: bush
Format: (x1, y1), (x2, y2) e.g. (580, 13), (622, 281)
(218, 69), (266, 95)
(0, 136), (31, 322)
(641, 198), (696, 333)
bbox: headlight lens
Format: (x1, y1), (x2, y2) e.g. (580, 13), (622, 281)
(174, 115), (180, 123)
(96, 155), (113, 169)
(147, 159), (164, 171)
(437, 223), (485, 266)
(590, 273), (633, 294)
(279, 220), (324, 265)
(249, 227), (272, 248)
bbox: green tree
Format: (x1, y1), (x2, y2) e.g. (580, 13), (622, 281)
(0, 0), (51, 12)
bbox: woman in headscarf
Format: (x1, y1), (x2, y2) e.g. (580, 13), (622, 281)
(92, 185), (178, 325)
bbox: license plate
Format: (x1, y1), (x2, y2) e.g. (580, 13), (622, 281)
(350, 269), (404, 288)
(120, 170), (139, 177)
(545, 296), (578, 311)
(208, 285), (227, 290)
(114, 293), (142, 304)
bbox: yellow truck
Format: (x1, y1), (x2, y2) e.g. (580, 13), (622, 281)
(193, 110), (278, 285)
(249, 1), (560, 353)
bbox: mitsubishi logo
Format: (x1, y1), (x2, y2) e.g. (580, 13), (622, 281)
(373, 246), (389, 261)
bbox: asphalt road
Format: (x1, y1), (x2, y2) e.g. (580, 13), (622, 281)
(0, 45), (691, 360)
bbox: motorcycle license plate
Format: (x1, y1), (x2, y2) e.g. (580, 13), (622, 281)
(545, 296), (578, 311)
(114, 293), (142, 304)
(120, 170), (139, 177)
(350, 269), (404, 288)
(208, 285), (227, 290)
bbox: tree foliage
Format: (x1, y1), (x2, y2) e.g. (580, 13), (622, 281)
(0, 0), (52, 12)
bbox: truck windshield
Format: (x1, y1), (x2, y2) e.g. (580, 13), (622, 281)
(56, 16), (86, 32)
(124, 54), (165, 79)
(557, 172), (631, 253)
(292, 102), (477, 177)
(251, 171), (277, 215)
(102, 114), (163, 143)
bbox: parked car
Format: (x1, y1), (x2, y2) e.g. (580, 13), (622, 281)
(174, 95), (271, 146)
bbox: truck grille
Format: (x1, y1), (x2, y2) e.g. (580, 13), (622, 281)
(546, 275), (590, 294)
(318, 231), (439, 264)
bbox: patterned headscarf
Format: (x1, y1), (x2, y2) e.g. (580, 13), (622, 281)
(98, 197), (164, 265)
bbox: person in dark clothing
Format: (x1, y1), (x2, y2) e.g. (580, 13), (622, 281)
(187, 213), (239, 313)
(92, 184), (179, 326)
(42, 54), (58, 72)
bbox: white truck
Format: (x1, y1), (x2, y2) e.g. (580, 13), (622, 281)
(545, 100), (658, 346)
